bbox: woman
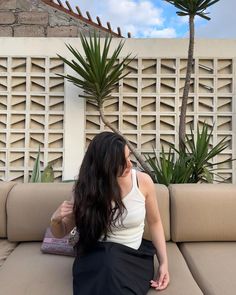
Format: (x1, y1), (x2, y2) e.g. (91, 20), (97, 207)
(50, 131), (169, 294)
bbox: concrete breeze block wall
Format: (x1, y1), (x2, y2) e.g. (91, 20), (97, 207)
(0, 38), (236, 184)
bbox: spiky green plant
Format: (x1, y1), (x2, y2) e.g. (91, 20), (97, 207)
(146, 122), (233, 185)
(30, 147), (42, 182)
(29, 147), (55, 183)
(184, 122), (230, 183)
(57, 31), (153, 176)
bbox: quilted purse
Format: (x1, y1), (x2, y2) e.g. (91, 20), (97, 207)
(41, 227), (79, 257)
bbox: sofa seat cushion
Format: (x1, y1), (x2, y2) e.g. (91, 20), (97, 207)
(147, 242), (203, 295)
(0, 239), (18, 267)
(0, 242), (74, 295)
(0, 242), (202, 295)
(179, 242), (236, 295)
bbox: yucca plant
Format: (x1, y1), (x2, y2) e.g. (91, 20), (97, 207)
(146, 122), (233, 185)
(165, 0), (220, 151)
(57, 32), (153, 176)
(29, 147), (55, 183)
(184, 122), (230, 183)
(146, 146), (193, 185)
(29, 146), (42, 182)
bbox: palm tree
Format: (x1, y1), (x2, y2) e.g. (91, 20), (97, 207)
(165, 0), (220, 151)
(57, 32), (153, 177)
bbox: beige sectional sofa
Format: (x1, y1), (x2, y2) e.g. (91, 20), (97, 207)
(0, 181), (236, 295)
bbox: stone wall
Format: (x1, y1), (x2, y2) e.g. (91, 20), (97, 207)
(0, 0), (110, 37)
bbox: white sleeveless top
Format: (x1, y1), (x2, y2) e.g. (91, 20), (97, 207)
(101, 169), (146, 250)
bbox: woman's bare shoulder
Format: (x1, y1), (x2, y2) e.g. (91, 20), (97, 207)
(136, 170), (154, 196)
(136, 170), (153, 184)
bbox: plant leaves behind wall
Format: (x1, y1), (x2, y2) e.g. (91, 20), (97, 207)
(41, 163), (54, 183)
(29, 147), (41, 183)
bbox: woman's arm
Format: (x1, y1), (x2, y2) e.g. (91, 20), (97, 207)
(50, 200), (75, 238)
(138, 172), (170, 291)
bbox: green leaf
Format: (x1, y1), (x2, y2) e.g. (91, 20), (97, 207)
(29, 146), (41, 183)
(41, 163), (54, 183)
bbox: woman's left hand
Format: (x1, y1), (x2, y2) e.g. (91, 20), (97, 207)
(150, 263), (170, 291)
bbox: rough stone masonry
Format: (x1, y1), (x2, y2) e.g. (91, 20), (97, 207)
(0, 0), (109, 37)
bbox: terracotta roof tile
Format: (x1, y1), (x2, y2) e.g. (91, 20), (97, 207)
(42, 0), (131, 38)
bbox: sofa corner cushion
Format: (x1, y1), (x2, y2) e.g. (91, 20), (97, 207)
(7, 182), (74, 242)
(143, 184), (171, 241)
(169, 183), (236, 242)
(0, 182), (16, 238)
(0, 239), (18, 267)
(179, 242), (236, 295)
(0, 242), (74, 295)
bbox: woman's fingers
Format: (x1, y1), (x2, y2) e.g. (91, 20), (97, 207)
(150, 273), (169, 290)
(55, 201), (74, 219)
(60, 207), (73, 217)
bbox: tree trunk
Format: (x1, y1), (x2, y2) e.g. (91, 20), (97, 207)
(99, 106), (154, 178)
(179, 15), (195, 152)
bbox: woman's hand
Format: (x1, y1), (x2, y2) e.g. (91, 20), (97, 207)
(50, 200), (75, 238)
(51, 200), (74, 223)
(150, 263), (170, 291)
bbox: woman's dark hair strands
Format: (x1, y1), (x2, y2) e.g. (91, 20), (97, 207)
(73, 132), (127, 255)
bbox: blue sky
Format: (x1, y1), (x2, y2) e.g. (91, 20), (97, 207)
(62, 0), (235, 39)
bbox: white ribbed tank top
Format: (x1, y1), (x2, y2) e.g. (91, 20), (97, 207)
(102, 169), (146, 250)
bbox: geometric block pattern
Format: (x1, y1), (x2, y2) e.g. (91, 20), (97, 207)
(0, 57), (64, 182)
(85, 57), (235, 183)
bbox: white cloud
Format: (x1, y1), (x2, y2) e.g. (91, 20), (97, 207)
(59, 0), (236, 38)
(142, 28), (176, 38)
(63, 0), (177, 38)
(106, 0), (163, 26)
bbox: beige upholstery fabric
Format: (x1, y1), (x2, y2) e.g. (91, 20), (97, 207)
(179, 242), (236, 295)
(0, 239), (18, 267)
(143, 184), (170, 241)
(169, 184), (236, 242)
(0, 182), (16, 237)
(0, 242), (73, 295)
(0, 241), (202, 295)
(147, 242), (202, 295)
(7, 183), (74, 242)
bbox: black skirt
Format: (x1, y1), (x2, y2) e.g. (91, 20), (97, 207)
(72, 239), (155, 295)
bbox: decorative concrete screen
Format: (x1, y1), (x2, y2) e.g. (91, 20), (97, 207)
(0, 56), (64, 182)
(0, 38), (235, 183)
(86, 57), (235, 183)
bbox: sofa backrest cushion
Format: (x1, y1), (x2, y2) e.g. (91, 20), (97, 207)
(143, 184), (170, 241)
(6, 182), (170, 242)
(0, 182), (16, 238)
(7, 183), (74, 242)
(170, 184), (236, 242)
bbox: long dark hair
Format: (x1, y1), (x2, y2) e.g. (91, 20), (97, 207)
(73, 132), (127, 255)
